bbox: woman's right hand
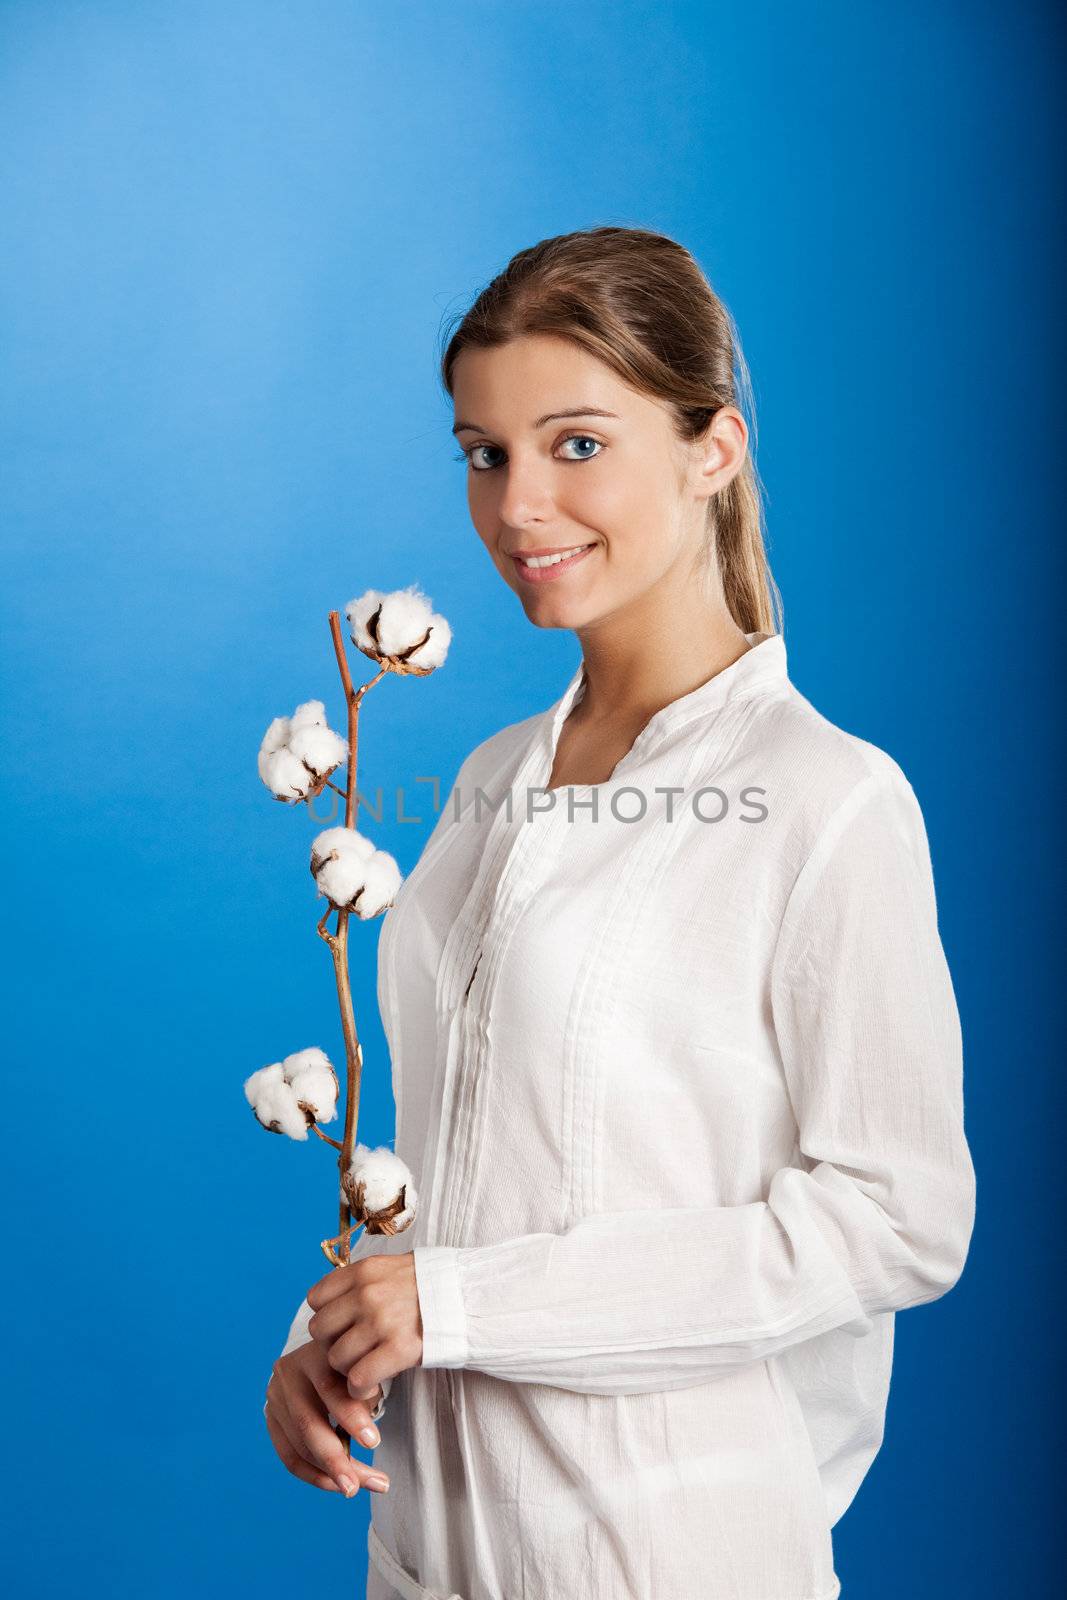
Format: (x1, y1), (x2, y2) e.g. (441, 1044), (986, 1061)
(265, 1337), (391, 1497)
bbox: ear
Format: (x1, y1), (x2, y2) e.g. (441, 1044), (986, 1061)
(689, 405), (748, 501)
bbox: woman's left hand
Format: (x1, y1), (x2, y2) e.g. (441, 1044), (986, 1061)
(305, 1251), (424, 1398)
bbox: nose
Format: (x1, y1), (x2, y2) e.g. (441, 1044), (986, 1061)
(494, 452), (556, 528)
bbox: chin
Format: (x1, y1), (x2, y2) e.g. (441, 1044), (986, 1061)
(518, 599), (578, 630)
(523, 593), (608, 632)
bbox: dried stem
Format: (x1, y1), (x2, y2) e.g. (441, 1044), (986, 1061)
(319, 1221), (363, 1266)
(310, 1124), (343, 1152)
(320, 610), (388, 1460)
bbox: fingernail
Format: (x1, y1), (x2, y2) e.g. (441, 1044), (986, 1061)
(366, 1472), (390, 1492)
(338, 1475), (358, 1497)
(358, 1425), (380, 1447)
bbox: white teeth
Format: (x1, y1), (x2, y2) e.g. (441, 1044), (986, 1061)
(520, 544), (592, 569)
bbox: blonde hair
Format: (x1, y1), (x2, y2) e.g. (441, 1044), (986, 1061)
(439, 225), (783, 635)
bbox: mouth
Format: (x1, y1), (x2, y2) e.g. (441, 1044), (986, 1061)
(511, 542), (598, 584)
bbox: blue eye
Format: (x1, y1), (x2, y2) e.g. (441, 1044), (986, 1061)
(453, 434), (604, 471)
(453, 443), (505, 471)
(559, 435), (603, 461)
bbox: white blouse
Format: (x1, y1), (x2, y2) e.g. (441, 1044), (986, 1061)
(279, 629), (976, 1600)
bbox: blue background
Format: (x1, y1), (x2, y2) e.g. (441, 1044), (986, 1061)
(2, 2), (1062, 1594)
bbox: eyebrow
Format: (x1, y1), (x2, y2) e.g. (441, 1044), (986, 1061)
(451, 406), (620, 437)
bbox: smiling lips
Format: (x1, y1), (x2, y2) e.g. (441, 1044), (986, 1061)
(512, 543), (597, 583)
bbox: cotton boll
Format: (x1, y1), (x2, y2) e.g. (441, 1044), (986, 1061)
(310, 826), (377, 871)
(291, 1073), (337, 1124)
(244, 1062), (310, 1140)
(260, 715), (292, 757)
(257, 699), (348, 802)
(244, 1061), (284, 1109)
(344, 590), (387, 653)
(404, 610), (451, 670)
(343, 1143), (418, 1234)
(289, 699), (328, 733)
(351, 848), (401, 918)
(262, 746), (315, 801)
(288, 722), (348, 778)
(346, 1144), (410, 1209)
(283, 1045), (334, 1077)
(244, 1047), (341, 1138)
(310, 827), (375, 906)
(310, 827), (397, 913)
(258, 716), (292, 784)
(374, 587), (435, 655)
(375, 587), (452, 670)
(313, 851), (364, 907)
(283, 1046), (340, 1123)
(344, 585), (451, 673)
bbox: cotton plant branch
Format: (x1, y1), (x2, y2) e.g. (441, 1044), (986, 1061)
(243, 584), (451, 1453)
(314, 609), (389, 1262)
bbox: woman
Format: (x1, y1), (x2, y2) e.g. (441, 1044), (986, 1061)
(264, 226), (977, 1600)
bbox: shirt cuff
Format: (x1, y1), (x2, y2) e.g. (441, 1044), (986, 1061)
(413, 1245), (470, 1368)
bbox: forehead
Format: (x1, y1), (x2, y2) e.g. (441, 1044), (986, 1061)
(451, 334), (633, 412)
(451, 334), (655, 427)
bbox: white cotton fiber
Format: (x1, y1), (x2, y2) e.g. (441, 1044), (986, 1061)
(289, 699), (327, 732)
(345, 1143), (418, 1230)
(310, 825), (377, 869)
(244, 1061), (311, 1140)
(373, 588), (435, 654)
(318, 855), (363, 907)
(244, 1047), (340, 1139)
(259, 715), (291, 756)
(310, 827), (401, 917)
(257, 717), (292, 785)
(391, 601), (454, 672)
(352, 849), (401, 917)
(403, 611), (451, 670)
(288, 722), (348, 777)
(310, 826), (375, 905)
(262, 747), (314, 801)
(345, 590), (387, 653)
(344, 585), (451, 671)
(258, 699), (347, 801)
(283, 1046), (339, 1123)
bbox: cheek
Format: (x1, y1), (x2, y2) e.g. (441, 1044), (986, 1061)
(466, 488), (493, 545)
(571, 454), (664, 532)
(469, 504), (515, 581)
(576, 473), (672, 571)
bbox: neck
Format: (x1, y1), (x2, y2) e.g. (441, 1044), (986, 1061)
(573, 582), (753, 726)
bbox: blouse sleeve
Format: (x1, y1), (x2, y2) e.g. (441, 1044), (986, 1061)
(411, 769), (977, 1396)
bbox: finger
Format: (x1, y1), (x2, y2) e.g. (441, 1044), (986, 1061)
(312, 1366), (385, 1446)
(341, 1379), (387, 1423)
(307, 1294), (366, 1345)
(342, 1344), (400, 1402)
(306, 1260), (364, 1311)
(325, 1323), (377, 1379)
(269, 1382), (390, 1495)
(283, 1363), (389, 1494)
(268, 1376), (347, 1482)
(264, 1396), (347, 1494)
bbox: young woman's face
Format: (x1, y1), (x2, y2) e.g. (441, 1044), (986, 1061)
(451, 334), (723, 633)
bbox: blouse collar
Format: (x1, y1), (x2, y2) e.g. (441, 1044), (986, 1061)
(545, 630), (789, 772)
